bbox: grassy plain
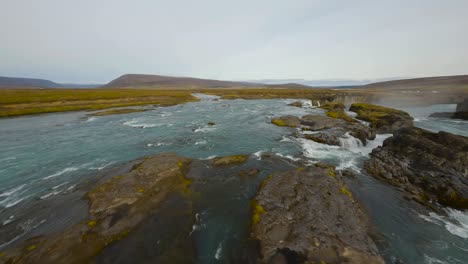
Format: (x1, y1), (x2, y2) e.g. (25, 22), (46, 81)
(0, 89), (199, 117)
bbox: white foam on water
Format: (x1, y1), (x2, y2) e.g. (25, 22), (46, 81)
(66, 184), (77, 191)
(42, 167), (79, 180)
(158, 112), (172, 117)
(201, 155), (217, 160)
(214, 240), (224, 260)
(86, 117), (97, 122)
(0, 218), (46, 250)
(2, 215), (14, 226)
(338, 132), (363, 150)
(147, 142), (171, 147)
(298, 133), (391, 170)
(0, 184), (26, 197)
(52, 182), (68, 190)
(280, 136), (295, 143)
(274, 153), (301, 161)
(40, 190), (63, 200)
(0, 156), (16, 162)
(419, 209), (468, 239)
(123, 119), (161, 128)
(423, 255), (448, 264)
(194, 126), (216, 133)
(3, 195), (30, 208)
(0, 184), (29, 208)
(253, 150), (265, 160)
(192, 93), (221, 101)
(195, 140), (207, 145)
(90, 161), (115, 170)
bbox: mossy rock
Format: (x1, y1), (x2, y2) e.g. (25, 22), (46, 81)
(212, 155), (248, 166)
(325, 110), (355, 123)
(349, 103), (413, 133)
(320, 102), (345, 111)
(271, 115), (301, 128)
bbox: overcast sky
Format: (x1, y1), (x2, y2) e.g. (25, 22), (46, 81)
(1, 0), (467, 83)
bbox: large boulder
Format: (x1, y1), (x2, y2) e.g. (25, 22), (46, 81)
(251, 165), (384, 264)
(300, 115), (341, 130)
(271, 115), (301, 127)
(304, 132), (341, 146)
(349, 103), (413, 133)
(365, 127), (468, 210)
(3, 153), (194, 263)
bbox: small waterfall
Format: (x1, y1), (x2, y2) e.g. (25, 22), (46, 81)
(338, 132), (363, 151)
(303, 100), (313, 108)
(317, 101), (321, 107)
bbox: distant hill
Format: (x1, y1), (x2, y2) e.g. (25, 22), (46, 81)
(360, 75), (468, 91)
(103, 74), (262, 89)
(0, 76), (61, 88)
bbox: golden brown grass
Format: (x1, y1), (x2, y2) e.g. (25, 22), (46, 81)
(0, 89), (198, 117)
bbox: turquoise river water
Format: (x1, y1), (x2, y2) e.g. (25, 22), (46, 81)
(0, 94), (467, 263)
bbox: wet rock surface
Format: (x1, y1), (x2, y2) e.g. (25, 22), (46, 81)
(2, 153), (194, 264)
(300, 115), (341, 130)
(298, 115), (375, 145)
(251, 165), (384, 264)
(212, 154), (249, 166)
(271, 116), (301, 127)
(349, 103), (413, 133)
(365, 127), (468, 210)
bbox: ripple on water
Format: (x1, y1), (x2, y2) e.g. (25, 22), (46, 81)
(419, 209), (468, 239)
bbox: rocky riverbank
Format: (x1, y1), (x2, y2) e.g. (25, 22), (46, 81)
(251, 165), (384, 263)
(0, 150), (387, 263)
(365, 127), (468, 211)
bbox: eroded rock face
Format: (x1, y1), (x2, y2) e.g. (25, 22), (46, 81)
(428, 99), (468, 120)
(271, 116), (301, 128)
(3, 153), (193, 264)
(251, 166), (384, 264)
(349, 103), (413, 133)
(454, 98), (468, 120)
(365, 127), (468, 210)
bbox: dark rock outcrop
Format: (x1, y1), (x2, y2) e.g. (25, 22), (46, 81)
(365, 127), (468, 210)
(299, 114), (375, 145)
(271, 116), (301, 128)
(429, 112), (454, 118)
(3, 153), (194, 263)
(454, 98), (468, 120)
(251, 166), (384, 263)
(304, 132), (341, 146)
(428, 99), (468, 120)
(349, 103), (413, 133)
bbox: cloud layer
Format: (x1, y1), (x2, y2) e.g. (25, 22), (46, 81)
(1, 0), (467, 83)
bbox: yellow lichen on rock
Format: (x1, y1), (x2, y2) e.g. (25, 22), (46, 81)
(212, 155), (248, 166)
(251, 200), (266, 226)
(271, 119), (286, 126)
